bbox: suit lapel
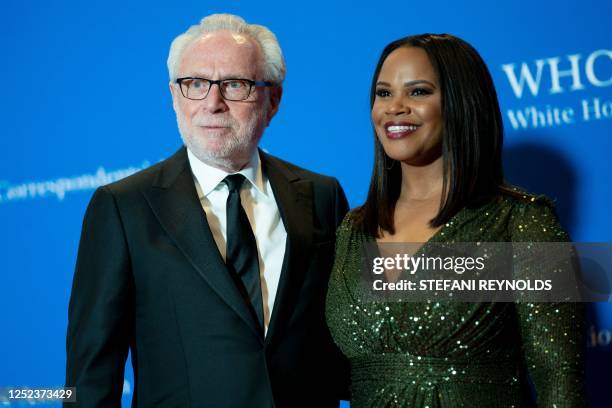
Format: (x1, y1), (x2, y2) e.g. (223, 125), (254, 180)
(142, 147), (263, 340)
(261, 151), (314, 343)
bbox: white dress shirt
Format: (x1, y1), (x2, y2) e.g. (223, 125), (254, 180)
(187, 148), (287, 335)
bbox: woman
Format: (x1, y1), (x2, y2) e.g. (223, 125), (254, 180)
(326, 34), (585, 407)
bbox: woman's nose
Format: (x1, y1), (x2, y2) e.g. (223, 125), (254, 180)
(386, 97), (410, 115)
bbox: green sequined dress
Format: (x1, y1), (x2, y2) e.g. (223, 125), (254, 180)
(326, 193), (586, 407)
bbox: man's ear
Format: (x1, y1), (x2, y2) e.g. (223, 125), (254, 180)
(169, 82), (179, 112)
(266, 86), (283, 125)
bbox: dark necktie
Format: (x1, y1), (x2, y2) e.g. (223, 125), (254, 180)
(223, 174), (264, 330)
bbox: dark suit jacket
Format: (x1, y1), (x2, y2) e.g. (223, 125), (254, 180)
(66, 147), (350, 407)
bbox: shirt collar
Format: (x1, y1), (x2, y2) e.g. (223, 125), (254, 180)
(187, 148), (268, 198)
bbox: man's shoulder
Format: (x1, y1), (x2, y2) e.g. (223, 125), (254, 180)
(261, 150), (339, 187)
(102, 147), (187, 196)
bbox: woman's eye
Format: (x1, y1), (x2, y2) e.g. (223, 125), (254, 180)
(411, 88), (432, 96)
(375, 88), (391, 97)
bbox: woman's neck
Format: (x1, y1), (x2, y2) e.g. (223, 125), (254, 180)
(397, 156), (445, 203)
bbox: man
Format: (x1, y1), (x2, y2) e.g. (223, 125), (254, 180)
(66, 14), (349, 407)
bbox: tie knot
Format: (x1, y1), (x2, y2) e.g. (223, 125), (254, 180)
(223, 174), (246, 192)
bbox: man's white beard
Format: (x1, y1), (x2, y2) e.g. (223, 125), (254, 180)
(176, 105), (268, 172)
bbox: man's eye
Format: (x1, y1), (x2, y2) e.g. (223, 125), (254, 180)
(226, 80), (247, 89)
(375, 88), (391, 97)
(191, 79), (204, 88)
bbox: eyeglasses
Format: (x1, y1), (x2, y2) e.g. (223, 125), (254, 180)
(175, 77), (275, 101)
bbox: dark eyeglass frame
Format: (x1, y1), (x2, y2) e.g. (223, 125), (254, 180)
(175, 77), (275, 101)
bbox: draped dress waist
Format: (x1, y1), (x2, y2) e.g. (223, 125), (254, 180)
(349, 354), (523, 407)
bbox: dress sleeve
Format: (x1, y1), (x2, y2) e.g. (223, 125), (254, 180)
(511, 199), (586, 407)
(331, 212), (356, 278)
(325, 212), (358, 400)
(326, 213), (357, 324)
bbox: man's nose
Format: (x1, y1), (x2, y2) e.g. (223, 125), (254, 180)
(202, 83), (229, 113)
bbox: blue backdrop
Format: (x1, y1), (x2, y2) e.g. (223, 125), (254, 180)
(1, 0), (610, 406)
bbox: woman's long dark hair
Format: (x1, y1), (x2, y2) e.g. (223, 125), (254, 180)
(354, 34), (507, 237)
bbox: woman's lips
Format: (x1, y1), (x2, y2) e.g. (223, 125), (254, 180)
(384, 121), (419, 140)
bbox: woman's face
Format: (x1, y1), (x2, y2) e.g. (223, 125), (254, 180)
(372, 46), (443, 166)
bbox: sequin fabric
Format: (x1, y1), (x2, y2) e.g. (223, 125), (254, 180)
(326, 193), (586, 407)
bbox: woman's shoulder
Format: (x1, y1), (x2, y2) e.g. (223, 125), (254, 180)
(465, 186), (558, 223)
(497, 185), (554, 205)
(495, 186), (558, 216)
(333, 210), (371, 264)
(337, 209), (360, 236)
(495, 186), (569, 241)
(336, 208), (375, 243)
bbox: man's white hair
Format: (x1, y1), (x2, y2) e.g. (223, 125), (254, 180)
(167, 14), (286, 83)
